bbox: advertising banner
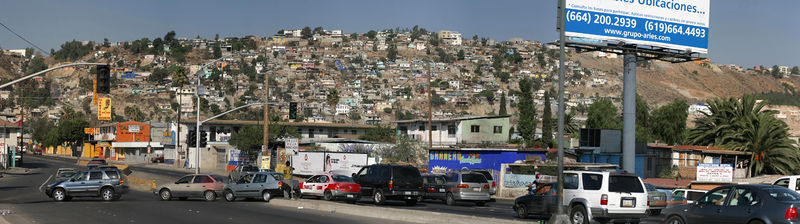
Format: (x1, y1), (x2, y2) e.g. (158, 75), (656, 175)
(696, 163), (733, 182)
(98, 97), (111, 120)
(565, 0), (710, 53)
(292, 152), (325, 176)
(325, 153), (368, 176)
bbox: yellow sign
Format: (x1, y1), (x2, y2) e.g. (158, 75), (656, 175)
(98, 98), (111, 120)
(84, 128), (99, 134)
(261, 156), (271, 170)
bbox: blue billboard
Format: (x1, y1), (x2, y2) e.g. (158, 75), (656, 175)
(428, 150), (545, 178)
(565, 0), (709, 53)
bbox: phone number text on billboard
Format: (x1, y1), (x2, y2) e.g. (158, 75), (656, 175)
(565, 0), (709, 53)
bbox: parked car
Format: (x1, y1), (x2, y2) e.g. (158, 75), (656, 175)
(88, 158), (107, 165)
(772, 175), (800, 193)
(257, 171), (300, 199)
(353, 164), (423, 206)
(299, 174), (361, 203)
(561, 171), (649, 224)
(514, 183), (558, 219)
(228, 164), (259, 182)
(13, 148), (22, 166)
(419, 173), (448, 202)
(33, 149), (42, 155)
(471, 169), (497, 195)
(223, 172), (282, 202)
(442, 171), (491, 206)
(55, 168), (76, 181)
(45, 169), (127, 201)
(155, 174), (226, 201)
(670, 189), (708, 205)
(151, 156), (165, 163)
(644, 183), (667, 215)
(662, 184), (800, 224)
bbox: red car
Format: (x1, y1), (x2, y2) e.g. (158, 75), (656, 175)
(299, 174), (361, 203)
(33, 149), (42, 155)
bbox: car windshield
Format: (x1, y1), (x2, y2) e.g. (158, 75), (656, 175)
(609, 175), (644, 193)
(332, 175), (354, 183)
(58, 171), (75, 178)
(462, 173), (488, 183)
(765, 187), (800, 201)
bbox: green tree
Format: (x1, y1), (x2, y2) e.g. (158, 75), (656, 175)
(499, 93), (507, 116)
(366, 30), (377, 39)
(792, 66), (800, 75)
(635, 95), (652, 142)
(378, 134), (424, 165)
(478, 90), (495, 103)
(171, 65), (189, 87)
(124, 105), (146, 121)
(772, 65), (782, 78)
(518, 78), (538, 146)
(213, 43), (222, 58)
(229, 115), (299, 154)
(296, 26), (309, 39)
(586, 99), (621, 129)
(541, 91), (553, 148)
(327, 89), (340, 114)
(386, 44), (398, 61)
(688, 94), (800, 175)
(651, 99), (688, 145)
(359, 125), (396, 143)
(457, 50), (465, 60)
(348, 110), (361, 123)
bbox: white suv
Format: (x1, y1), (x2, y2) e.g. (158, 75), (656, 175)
(562, 171), (648, 224)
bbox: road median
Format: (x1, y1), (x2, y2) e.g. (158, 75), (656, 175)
(268, 199), (527, 224)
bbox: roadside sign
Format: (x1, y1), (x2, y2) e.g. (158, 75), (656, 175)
(696, 163), (733, 182)
(84, 128), (98, 134)
(564, 0), (709, 53)
(286, 138), (299, 155)
(98, 98), (111, 120)
(128, 125), (140, 133)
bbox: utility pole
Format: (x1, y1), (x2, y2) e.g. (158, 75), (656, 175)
(268, 71), (272, 167)
(553, 0), (570, 223)
(195, 71), (201, 174)
(427, 61), (432, 150)
(176, 92), (182, 168)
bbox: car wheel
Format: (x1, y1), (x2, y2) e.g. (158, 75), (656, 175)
(323, 190), (333, 201)
(52, 188), (66, 202)
(665, 216), (684, 224)
(515, 204), (529, 219)
(405, 199), (417, 206)
(159, 189), (172, 201)
(570, 205), (589, 224)
(373, 189), (386, 205)
(262, 191), (271, 202)
(445, 192), (455, 206)
(224, 190), (235, 202)
(204, 190), (216, 201)
(748, 220), (765, 224)
(417, 196), (424, 202)
(101, 188), (115, 201)
(475, 201), (486, 206)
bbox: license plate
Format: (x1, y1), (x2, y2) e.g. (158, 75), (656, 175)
(439, 188), (445, 192)
(622, 199), (634, 207)
(473, 187), (480, 192)
(653, 197), (661, 200)
(404, 191), (411, 195)
(346, 194), (354, 198)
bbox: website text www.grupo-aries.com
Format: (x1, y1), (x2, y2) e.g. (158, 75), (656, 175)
(603, 28), (671, 42)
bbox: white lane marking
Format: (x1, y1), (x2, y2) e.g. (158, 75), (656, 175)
(39, 175), (53, 192)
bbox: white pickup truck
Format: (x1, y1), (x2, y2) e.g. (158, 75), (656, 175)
(772, 175), (800, 193)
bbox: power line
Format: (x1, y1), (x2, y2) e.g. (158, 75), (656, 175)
(0, 21), (50, 56)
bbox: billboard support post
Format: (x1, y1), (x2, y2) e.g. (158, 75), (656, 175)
(622, 51), (636, 174)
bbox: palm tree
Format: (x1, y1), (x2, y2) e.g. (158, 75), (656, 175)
(688, 94), (800, 176)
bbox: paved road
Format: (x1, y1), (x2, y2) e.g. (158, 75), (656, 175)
(0, 156), (410, 224)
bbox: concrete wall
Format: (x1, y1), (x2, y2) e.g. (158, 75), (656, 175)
(458, 117), (510, 145)
(397, 121), (459, 145)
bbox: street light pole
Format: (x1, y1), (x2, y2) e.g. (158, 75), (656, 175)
(195, 70), (201, 174)
(553, 0), (570, 223)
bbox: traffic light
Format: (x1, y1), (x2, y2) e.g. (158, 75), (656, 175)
(199, 131), (207, 148)
(96, 64), (110, 94)
(289, 102), (298, 120)
(187, 130), (196, 147)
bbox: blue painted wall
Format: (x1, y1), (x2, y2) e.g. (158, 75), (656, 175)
(428, 150), (545, 179)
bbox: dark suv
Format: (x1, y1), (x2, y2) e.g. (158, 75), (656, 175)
(45, 169), (128, 201)
(353, 164), (423, 206)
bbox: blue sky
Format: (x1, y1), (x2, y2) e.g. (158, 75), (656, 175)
(0, 0), (797, 67)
